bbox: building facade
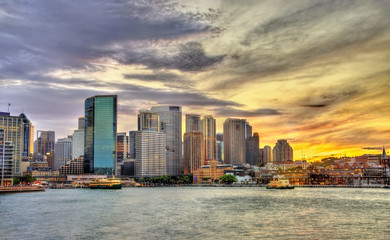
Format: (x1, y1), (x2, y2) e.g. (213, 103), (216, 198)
(216, 133), (224, 163)
(72, 129), (84, 160)
(183, 132), (204, 174)
(192, 160), (233, 183)
(151, 106), (182, 176)
(0, 129), (14, 185)
(223, 118), (246, 164)
(135, 131), (166, 177)
(273, 139), (293, 162)
(186, 114), (200, 132)
(84, 95), (117, 175)
(54, 137), (72, 170)
(19, 113), (34, 158)
(138, 110), (160, 131)
(201, 115), (216, 163)
(246, 132), (260, 165)
(36, 130), (55, 156)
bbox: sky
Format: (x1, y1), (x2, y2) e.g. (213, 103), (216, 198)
(1, 0), (389, 161)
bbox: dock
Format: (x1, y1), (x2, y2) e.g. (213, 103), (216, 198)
(0, 186), (46, 194)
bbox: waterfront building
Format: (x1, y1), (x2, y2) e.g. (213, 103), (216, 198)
(201, 115), (216, 163)
(183, 132), (204, 174)
(19, 113), (34, 158)
(84, 95), (117, 175)
(186, 114), (200, 132)
(0, 112), (24, 177)
(223, 118), (246, 164)
(246, 132), (260, 165)
(135, 131), (166, 177)
(138, 110), (160, 131)
(273, 139), (293, 162)
(54, 137), (72, 170)
(192, 160), (233, 183)
(151, 106), (182, 176)
(216, 133), (224, 163)
(72, 129), (84, 160)
(121, 159), (135, 177)
(128, 131), (136, 159)
(0, 129), (14, 185)
(59, 157), (84, 176)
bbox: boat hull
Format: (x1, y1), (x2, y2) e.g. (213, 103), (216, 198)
(89, 184), (122, 189)
(266, 185), (294, 189)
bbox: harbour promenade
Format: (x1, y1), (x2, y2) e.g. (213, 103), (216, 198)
(0, 186), (46, 194)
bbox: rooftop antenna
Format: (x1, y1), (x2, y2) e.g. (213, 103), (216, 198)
(7, 103), (10, 113)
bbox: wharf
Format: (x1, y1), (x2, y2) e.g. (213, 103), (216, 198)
(0, 186), (46, 194)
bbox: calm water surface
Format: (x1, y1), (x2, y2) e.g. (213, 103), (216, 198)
(1, 187), (389, 239)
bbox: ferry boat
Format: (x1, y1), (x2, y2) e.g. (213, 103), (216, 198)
(89, 178), (122, 189)
(266, 178), (294, 189)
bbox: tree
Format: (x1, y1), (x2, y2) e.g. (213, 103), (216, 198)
(219, 174), (238, 184)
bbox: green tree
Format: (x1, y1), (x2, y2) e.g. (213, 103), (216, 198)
(219, 174), (238, 184)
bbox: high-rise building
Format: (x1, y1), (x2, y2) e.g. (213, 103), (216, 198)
(116, 132), (128, 175)
(223, 118), (246, 164)
(201, 115), (216, 163)
(0, 112), (24, 176)
(246, 132), (260, 165)
(128, 131), (136, 159)
(78, 117), (85, 130)
(138, 110), (160, 131)
(151, 106), (182, 176)
(183, 132), (204, 174)
(19, 113), (34, 158)
(216, 133), (224, 163)
(84, 95), (117, 175)
(135, 131), (166, 177)
(262, 145), (272, 163)
(54, 137), (72, 170)
(186, 114), (200, 132)
(36, 130), (55, 156)
(72, 129), (84, 160)
(245, 122), (252, 139)
(273, 140), (293, 162)
(0, 129), (14, 185)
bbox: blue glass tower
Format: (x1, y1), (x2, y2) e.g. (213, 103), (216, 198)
(84, 95), (117, 175)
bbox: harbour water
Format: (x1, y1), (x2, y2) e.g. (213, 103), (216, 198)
(1, 187), (389, 239)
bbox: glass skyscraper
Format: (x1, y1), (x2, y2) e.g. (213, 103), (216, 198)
(84, 95), (117, 175)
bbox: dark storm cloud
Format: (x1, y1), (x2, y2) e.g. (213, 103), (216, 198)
(213, 107), (282, 118)
(211, 0), (390, 89)
(0, 0), (220, 80)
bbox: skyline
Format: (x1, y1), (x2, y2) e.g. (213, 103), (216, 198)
(1, 0), (390, 161)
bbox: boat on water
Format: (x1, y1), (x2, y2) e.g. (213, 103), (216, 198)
(266, 178), (294, 189)
(89, 178), (122, 189)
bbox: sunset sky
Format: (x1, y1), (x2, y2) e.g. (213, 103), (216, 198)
(1, 0), (389, 161)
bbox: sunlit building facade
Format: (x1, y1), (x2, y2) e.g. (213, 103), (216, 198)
(273, 139), (293, 162)
(138, 110), (160, 131)
(186, 114), (200, 132)
(201, 115), (216, 163)
(223, 118), (246, 164)
(183, 132), (204, 174)
(84, 95), (117, 175)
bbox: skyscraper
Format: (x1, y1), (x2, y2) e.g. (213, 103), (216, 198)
(223, 118), (246, 164)
(151, 106), (182, 176)
(0, 128), (14, 185)
(84, 95), (117, 175)
(54, 137), (72, 170)
(78, 116), (85, 130)
(186, 114), (200, 132)
(216, 133), (224, 163)
(246, 132), (260, 165)
(36, 130), (55, 156)
(19, 113), (34, 158)
(201, 115), (216, 163)
(72, 129), (84, 160)
(116, 132), (128, 174)
(183, 132), (204, 174)
(273, 139), (293, 162)
(135, 131), (166, 177)
(138, 110), (160, 131)
(0, 112), (24, 177)
(262, 145), (272, 163)
(128, 131), (136, 159)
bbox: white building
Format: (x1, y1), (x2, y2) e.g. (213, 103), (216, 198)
(54, 137), (72, 170)
(72, 129), (84, 160)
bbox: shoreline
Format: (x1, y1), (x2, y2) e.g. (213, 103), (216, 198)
(0, 186), (46, 194)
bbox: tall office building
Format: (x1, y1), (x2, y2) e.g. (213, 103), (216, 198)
(245, 122), (252, 139)
(54, 137), (72, 170)
(138, 110), (160, 132)
(0, 129), (14, 184)
(186, 114), (200, 132)
(72, 129), (84, 160)
(262, 145), (272, 163)
(84, 95), (117, 175)
(273, 139), (293, 162)
(128, 131), (136, 159)
(0, 112), (24, 176)
(36, 130), (55, 156)
(223, 118), (246, 165)
(19, 113), (34, 157)
(151, 106), (182, 176)
(183, 132), (204, 174)
(246, 132), (260, 165)
(216, 133), (224, 163)
(78, 117), (85, 130)
(201, 115), (216, 163)
(135, 131), (166, 177)
(116, 132), (128, 174)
